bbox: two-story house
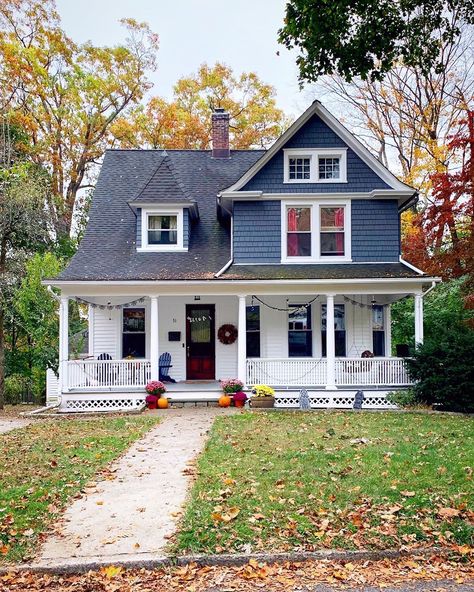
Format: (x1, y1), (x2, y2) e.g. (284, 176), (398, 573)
(46, 101), (438, 412)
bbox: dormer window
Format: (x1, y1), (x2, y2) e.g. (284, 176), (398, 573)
(148, 215), (177, 245)
(138, 208), (187, 252)
(284, 148), (347, 184)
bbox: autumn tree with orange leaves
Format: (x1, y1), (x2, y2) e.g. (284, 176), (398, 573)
(0, 0), (159, 237)
(111, 63), (291, 151)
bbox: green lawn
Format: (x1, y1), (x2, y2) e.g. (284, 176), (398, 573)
(176, 411), (474, 554)
(0, 416), (159, 563)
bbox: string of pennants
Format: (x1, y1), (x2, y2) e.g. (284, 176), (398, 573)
(74, 297), (146, 310)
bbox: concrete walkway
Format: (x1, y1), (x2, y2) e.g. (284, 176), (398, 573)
(38, 407), (226, 567)
(0, 417), (30, 434)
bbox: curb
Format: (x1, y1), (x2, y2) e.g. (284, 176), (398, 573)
(0, 546), (450, 576)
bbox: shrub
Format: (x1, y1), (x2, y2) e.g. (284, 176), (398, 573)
(405, 330), (474, 413)
(386, 389), (420, 408)
(4, 374), (30, 405)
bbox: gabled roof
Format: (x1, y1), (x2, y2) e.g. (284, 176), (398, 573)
(221, 101), (415, 197)
(130, 153), (191, 206)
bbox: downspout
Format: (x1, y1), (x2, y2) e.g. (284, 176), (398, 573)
(215, 213), (233, 278)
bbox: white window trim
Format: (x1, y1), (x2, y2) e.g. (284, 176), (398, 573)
(138, 207), (187, 252)
(281, 199), (352, 264)
(283, 148), (347, 184)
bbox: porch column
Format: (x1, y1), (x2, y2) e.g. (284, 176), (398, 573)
(149, 296), (159, 381)
(58, 296), (69, 394)
(414, 293), (424, 346)
(325, 294), (336, 390)
(237, 295), (247, 385)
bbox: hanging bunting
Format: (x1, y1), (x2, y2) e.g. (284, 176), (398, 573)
(343, 295), (384, 310)
(75, 296), (146, 310)
(251, 295), (319, 314)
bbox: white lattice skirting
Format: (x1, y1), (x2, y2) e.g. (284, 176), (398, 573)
(59, 393), (146, 413)
(275, 390), (397, 409)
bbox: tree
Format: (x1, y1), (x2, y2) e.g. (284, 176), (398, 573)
(313, 26), (473, 280)
(112, 63), (291, 150)
(278, 0), (474, 83)
(0, 119), (51, 409)
(0, 0), (159, 236)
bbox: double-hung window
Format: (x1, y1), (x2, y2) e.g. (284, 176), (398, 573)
(320, 206), (345, 257)
(139, 208), (186, 252)
(286, 206), (312, 257)
(372, 305), (385, 356)
(246, 306), (261, 358)
(283, 201), (350, 262)
(148, 215), (177, 246)
(122, 308), (146, 358)
(288, 304), (312, 357)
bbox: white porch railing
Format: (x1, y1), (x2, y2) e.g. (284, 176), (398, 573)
(246, 357), (411, 388)
(246, 358), (328, 387)
(67, 359), (151, 390)
(335, 358), (411, 387)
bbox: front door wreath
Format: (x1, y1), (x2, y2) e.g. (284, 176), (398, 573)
(218, 324), (238, 345)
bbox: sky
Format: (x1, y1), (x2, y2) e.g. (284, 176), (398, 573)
(55, 0), (313, 118)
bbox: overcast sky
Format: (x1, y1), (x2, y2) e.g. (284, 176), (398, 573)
(55, 0), (314, 118)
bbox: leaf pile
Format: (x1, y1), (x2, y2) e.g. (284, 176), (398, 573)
(176, 412), (474, 554)
(0, 416), (159, 564)
(0, 553), (473, 591)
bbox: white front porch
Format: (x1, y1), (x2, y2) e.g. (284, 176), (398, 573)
(48, 284), (426, 411)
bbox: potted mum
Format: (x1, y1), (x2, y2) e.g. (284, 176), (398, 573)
(145, 380), (167, 409)
(219, 378), (245, 407)
(250, 384), (275, 408)
(233, 391), (248, 408)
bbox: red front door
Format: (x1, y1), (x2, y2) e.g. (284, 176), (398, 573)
(186, 304), (215, 380)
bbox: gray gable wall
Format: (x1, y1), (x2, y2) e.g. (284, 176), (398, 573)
(233, 199), (400, 263)
(242, 114), (390, 193)
(233, 201), (281, 263)
(351, 199), (400, 261)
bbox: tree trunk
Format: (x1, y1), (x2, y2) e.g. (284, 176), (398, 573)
(0, 306), (4, 410)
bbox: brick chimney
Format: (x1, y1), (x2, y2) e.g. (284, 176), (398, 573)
(211, 108), (230, 158)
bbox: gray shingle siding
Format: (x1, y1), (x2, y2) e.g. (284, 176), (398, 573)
(136, 208), (141, 248)
(233, 201), (281, 263)
(242, 114), (390, 193)
(136, 207), (190, 249)
(183, 208), (190, 249)
(351, 200), (400, 261)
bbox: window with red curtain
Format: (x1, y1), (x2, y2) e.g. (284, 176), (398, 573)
(287, 207), (311, 257)
(320, 207), (345, 256)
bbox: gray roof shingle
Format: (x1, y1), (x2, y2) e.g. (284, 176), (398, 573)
(221, 263), (422, 280)
(59, 149), (264, 281)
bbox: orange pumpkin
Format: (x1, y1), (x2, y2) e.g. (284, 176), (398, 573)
(157, 397), (169, 409)
(218, 395), (232, 408)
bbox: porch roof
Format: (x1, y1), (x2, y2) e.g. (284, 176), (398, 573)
(220, 262), (422, 280)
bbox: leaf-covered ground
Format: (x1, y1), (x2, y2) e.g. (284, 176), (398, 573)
(1, 554), (473, 591)
(175, 411), (474, 554)
(0, 416), (159, 564)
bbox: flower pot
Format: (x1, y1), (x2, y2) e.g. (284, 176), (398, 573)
(250, 396), (275, 408)
(146, 394), (159, 410)
(234, 399), (246, 408)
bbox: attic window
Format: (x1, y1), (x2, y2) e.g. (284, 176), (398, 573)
(148, 215), (177, 245)
(284, 149), (347, 183)
(139, 208), (187, 252)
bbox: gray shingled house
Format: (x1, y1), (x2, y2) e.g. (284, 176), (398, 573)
(46, 102), (438, 411)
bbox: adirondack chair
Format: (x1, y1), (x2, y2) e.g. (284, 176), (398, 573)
(96, 352), (114, 386)
(159, 352), (176, 383)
